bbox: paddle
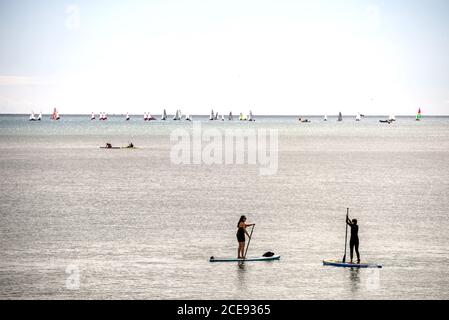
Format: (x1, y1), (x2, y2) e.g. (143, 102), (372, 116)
(342, 208), (349, 263)
(243, 225), (255, 260)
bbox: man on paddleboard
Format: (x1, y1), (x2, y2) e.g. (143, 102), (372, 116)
(346, 215), (360, 264)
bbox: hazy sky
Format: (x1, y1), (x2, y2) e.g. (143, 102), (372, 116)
(1, 0), (448, 115)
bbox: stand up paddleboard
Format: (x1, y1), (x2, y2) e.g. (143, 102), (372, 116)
(210, 255), (280, 263)
(323, 260), (382, 268)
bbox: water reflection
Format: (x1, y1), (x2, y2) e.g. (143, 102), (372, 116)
(236, 262), (248, 289)
(349, 268), (360, 292)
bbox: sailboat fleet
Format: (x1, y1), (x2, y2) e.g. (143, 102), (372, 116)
(27, 108), (425, 123)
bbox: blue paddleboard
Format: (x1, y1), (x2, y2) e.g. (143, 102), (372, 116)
(323, 259), (382, 268)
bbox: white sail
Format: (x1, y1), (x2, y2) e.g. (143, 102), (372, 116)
(221, 114), (225, 121)
(37, 112), (42, 121)
(91, 112), (95, 120)
(338, 112), (343, 121)
(173, 110), (180, 120)
(210, 109), (214, 120)
(144, 113), (148, 121)
(126, 112), (130, 120)
(29, 111), (36, 121)
(161, 109), (167, 120)
(215, 112), (219, 120)
(356, 113), (361, 121)
(324, 115), (328, 121)
(389, 114), (396, 121)
(186, 114), (192, 121)
(248, 110), (254, 121)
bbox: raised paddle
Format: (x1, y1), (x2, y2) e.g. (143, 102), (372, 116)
(342, 208), (349, 263)
(243, 225), (255, 260)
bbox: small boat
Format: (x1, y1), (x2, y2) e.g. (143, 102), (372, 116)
(185, 114), (192, 121)
(50, 108), (60, 120)
(356, 113), (361, 121)
(323, 259), (382, 269)
(29, 111), (36, 121)
(221, 114), (225, 121)
(99, 112), (107, 121)
(100, 142), (137, 149)
(161, 109), (167, 120)
(91, 112), (96, 120)
(379, 119), (392, 124)
(148, 113), (156, 121)
(298, 118), (310, 123)
(215, 112), (219, 120)
(173, 110), (181, 121)
(248, 110), (255, 122)
(209, 109), (214, 120)
(389, 114), (396, 122)
(323, 115), (328, 122)
(239, 113), (247, 121)
(143, 113), (148, 121)
(229, 112), (233, 121)
(209, 255), (280, 263)
(37, 112), (42, 121)
(338, 112), (343, 122)
(125, 113), (130, 121)
(416, 108), (422, 121)
(100, 146), (138, 149)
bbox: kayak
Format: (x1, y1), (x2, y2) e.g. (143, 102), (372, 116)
(323, 259), (382, 268)
(209, 255), (280, 263)
(99, 147), (138, 149)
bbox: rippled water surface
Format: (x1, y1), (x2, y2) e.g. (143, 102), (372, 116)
(1, 115), (448, 299)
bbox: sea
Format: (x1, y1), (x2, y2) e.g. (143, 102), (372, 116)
(0, 114), (448, 299)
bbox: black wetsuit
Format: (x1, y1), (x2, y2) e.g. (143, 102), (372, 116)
(236, 226), (245, 243)
(349, 224), (360, 262)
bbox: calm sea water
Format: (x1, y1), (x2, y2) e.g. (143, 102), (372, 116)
(0, 114), (448, 299)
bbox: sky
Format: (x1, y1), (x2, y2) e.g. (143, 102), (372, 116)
(0, 0), (448, 115)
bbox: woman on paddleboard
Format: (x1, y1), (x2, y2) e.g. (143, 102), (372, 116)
(237, 215), (255, 259)
(346, 216), (360, 264)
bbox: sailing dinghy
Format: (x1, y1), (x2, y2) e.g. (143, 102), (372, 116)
(416, 108), (422, 121)
(338, 112), (343, 122)
(29, 111), (36, 121)
(51, 108), (60, 120)
(161, 109), (167, 120)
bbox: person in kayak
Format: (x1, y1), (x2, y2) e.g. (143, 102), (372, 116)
(127, 142), (134, 148)
(237, 215), (255, 259)
(346, 215), (360, 264)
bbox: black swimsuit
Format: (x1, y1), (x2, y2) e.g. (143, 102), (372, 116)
(236, 226), (245, 242)
(350, 225), (359, 245)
